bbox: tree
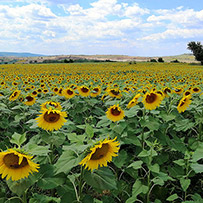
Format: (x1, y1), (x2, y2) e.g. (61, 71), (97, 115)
(187, 41), (203, 65)
(158, 57), (164, 62)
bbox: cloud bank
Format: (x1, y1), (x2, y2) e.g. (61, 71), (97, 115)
(0, 0), (202, 56)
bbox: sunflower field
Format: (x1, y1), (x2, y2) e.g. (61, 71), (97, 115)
(0, 62), (203, 203)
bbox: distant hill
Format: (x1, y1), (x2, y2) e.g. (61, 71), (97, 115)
(0, 52), (45, 57)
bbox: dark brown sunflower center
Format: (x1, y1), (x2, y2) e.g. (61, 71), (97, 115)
(110, 90), (120, 95)
(185, 91), (191, 96)
(180, 99), (186, 107)
(81, 87), (89, 93)
(91, 143), (109, 160)
(67, 90), (73, 95)
(93, 88), (99, 92)
(44, 112), (60, 123)
(164, 88), (171, 94)
(12, 92), (18, 97)
(175, 89), (181, 92)
(193, 88), (199, 92)
(26, 96), (34, 102)
(111, 107), (121, 116)
(146, 93), (157, 103)
(3, 153), (28, 169)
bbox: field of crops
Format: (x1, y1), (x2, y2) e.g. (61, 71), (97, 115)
(0, 62), (203, 203)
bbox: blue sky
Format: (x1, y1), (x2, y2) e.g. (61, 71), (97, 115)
(0, 0), (202, 56)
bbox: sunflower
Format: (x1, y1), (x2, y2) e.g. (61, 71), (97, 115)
(62, 87), (75, 99)
(106, 104), (125, 122)
(127, 93), (141, 109)
(79, 137), (120, 171)
(173, 87), (183, 95)
(163, 87), (172, 97)
(90, 87), (101, 97)
(35, 108), (67, 131)
(107, 88), (122, 99)
(78, 86), (90, 97)
(192, 87), (201, 93)
(0, 148), (39, 181)
(177, 95), (191, 113)
(9, 90), (21, 101)
(41, 101), (62, 111)
(142, 91), (162, 110)
(24, 95), (36, 106)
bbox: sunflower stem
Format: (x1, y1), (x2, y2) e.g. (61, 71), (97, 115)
(78, 166), (84, 201)
(22, 191), (27, 203)
(141, 108), (146, 149)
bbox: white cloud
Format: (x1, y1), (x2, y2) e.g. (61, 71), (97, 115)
(139, 28), (203, 41)
(0, 0), (203, 55)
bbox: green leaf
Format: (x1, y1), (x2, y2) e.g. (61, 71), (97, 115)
(85, 123), (94, 138)
(192, 143), (203, 162)
(148, 163), (160, 173)
(128, 161), (143, 170)
(113, 150), (128, 168)
(55, 150), (81, 174)
(25, 144), (50, 156)
(173, 159), (185, 166)
(126, 179), (148, 203)
(125, 106), (139, 118)
(166, 193), (179, 201)
(84, 167), (117, 191)
(10, 132), (26, 147)
(96, 117), (111, 127)
(191, 163), (203, 173)
(37, 174), (66, 190)
(175, 119), (194, 132)
(180, 178), (191, 192)
(29, 193), (60, 203)
(6, 175), (37, 196)
(67, 133), (86, 143)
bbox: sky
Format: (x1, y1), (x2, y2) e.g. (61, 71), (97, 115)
(0, 0), (203, 56)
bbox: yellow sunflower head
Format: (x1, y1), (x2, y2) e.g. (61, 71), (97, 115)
(78, 86), (90, 97)
(24, 95), (36, 106)
(62, 87), (75, 99)
(90, 87), (101, 97)
(9, 90), (21, 101)
(79, 137), (120, 171)
(192, 87), (201, 93)
(0, 148), (39, 181)
(41, 101), (62, 111)
(35, 108), (67, 131)
(106, 104), (125, 122)
(108, 88), (122, 99)
(142, 91), (162, 110)
(177, 95), (191, 113)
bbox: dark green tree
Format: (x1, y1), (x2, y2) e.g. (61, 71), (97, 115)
(158, 57), (164, 62)
(187, 41), (203, 65)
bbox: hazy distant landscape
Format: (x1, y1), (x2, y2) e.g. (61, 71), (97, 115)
(0, 52), (197, 64)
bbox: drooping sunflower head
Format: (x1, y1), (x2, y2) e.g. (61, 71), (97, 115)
(9, 90), (21, 101)
(173, 87), (183, 95)
(78, 86), (90, 97)
(35, 108), (67, 131)
(24, 95), (36, 106)
(106, 104), (125, 122)
(177, 95), (191, 113)
(127, 94), (141, 109)
(79, 137), (120, 171)
(62, 87), (75, 99)
(90, 87), (101, 97)
(41, 101), (62, 111)
(142, 91), (162, 110)
(0, 148), (39, 181)
(108, 88), (122, 98)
